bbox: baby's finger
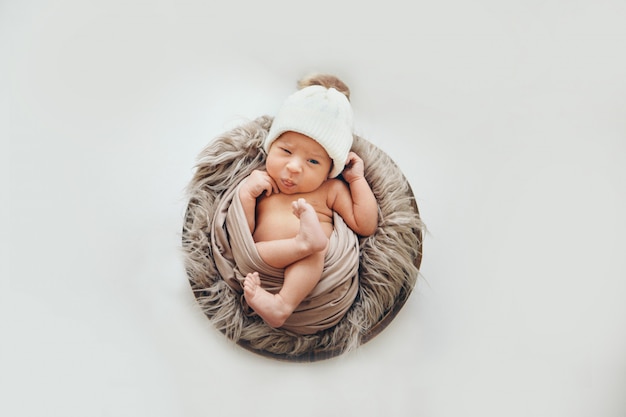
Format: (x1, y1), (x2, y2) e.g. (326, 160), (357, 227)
(267, 175), (280, 194)
(343, 152), (354, 167)
(261, 180), (274, 197)
(349, 152), (363, 163)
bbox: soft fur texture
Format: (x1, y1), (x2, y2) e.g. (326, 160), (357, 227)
(182, 116), (424, 360)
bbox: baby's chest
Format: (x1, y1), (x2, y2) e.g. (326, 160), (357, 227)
(257, 194), (297, 216)
(258, 193), (330, 216)
(254, 196), (300, 240)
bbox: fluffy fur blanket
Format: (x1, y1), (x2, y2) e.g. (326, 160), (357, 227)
(183, 116), (424, 360)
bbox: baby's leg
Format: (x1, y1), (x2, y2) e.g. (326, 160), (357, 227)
(243, 250), (325, 329)
(255, 198), (328, 269)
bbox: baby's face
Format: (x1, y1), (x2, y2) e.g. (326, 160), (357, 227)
(266, 132), (332, 194)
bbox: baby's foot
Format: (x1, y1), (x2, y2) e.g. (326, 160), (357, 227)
(291, 198), (328, 253)
(243, 272), (292, 328)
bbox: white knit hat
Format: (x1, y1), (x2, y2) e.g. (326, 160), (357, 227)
(264, 85), (354, 178)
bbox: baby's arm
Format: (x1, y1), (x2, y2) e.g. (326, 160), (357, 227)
(332, 152), (378, 236)
(238, 170), (279, 233)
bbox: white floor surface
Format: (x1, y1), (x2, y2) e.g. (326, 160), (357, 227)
(2, 1), (625, 416)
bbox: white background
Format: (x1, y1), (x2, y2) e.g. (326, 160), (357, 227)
(2, 1), (625, 416)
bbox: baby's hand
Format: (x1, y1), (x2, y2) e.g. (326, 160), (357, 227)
(341, 152), (366, 184)
(240, 170), (279, 199)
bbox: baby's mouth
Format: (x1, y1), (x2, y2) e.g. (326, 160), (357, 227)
(281, 178), (296, 189)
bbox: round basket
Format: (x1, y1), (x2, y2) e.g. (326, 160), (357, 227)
(182, 116), (424, 361)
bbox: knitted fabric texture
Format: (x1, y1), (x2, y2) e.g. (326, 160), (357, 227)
(264, 85), (354, 178)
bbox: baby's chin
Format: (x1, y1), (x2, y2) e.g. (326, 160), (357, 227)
(278, 187), (300, 195)
(278, 185), (314, 195)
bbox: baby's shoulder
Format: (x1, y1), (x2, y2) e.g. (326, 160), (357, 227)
(321, 178), (350, 204)
(321, 177), (348, 193)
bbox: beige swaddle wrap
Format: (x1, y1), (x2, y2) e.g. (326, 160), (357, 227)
(211, 183), (360, 335)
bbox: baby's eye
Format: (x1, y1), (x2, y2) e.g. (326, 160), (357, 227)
(308, 159), (320, 165)
(281, 147), (292, 154)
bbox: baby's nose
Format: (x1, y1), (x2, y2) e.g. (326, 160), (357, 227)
(286, 159), (303, 173)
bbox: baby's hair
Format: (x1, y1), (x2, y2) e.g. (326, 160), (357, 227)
(297, 73), (351, 101)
